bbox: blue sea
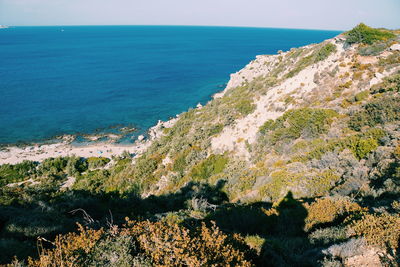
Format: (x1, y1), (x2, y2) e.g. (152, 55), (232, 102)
(0, 26), (341, 144)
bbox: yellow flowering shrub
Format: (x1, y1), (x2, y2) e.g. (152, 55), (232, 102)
(28, 224), (104, 267)
(304, 197), (365, 231)
(125, 220), (253, 267)
(27, 220), (254, 267)
(350, 213), (400, 252)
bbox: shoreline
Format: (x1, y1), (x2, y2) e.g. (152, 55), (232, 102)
(0, 116), (180, 165)
(0, 140), (151, 165)
(0, 124), (138, 149)
(0, 58), (230, 166)
(0, 51), (257, 165)
(0, 81), (223, 165)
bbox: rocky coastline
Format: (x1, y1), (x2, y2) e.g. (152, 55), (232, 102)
(0, 114), (182, 164)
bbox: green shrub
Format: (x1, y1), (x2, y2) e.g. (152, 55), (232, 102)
(371, 72), (400, 94)
(38, 157), (69, 176)
(315, 43), (337, 61)
(95, 152), (162, 194)
(66, 156), (88, 176)
(286, 55), (313, 78)
(87, 157), (111, 169)
(378, 51), (400, 66)
(259, 108), (338, 144)
(73, 169), (110, 193)
(259, 169), (340, 201)
(190, 154), (228, 181)
(235, 99), (256, 116)
(285, 43), (336, 78)
(345, 23), (395, 45)
(208, 123), (224, 136)
(307, 170), (342, 197)
(292, 128), (385, 162)
(309, 226), (348, 245)
(358, 42), (387, 56)
(295, 137), (377, 162)
(354, 90), (369, 102)
(86, 234), (134, 266)
(172, 149), (191, 174)
(348, 96), (400, 131)
(122, 153), (162, 192)
(0, 160), (37, 185)
(4, 213), (64, 238)
(359, 127), (386, 141)
(353, 138), (378, 159)
(112, 157), (132, 173)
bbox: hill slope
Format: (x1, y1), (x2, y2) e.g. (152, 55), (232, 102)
(1, 24), (400, 266)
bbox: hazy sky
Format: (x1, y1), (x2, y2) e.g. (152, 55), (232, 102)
(0, 0), (399, 30)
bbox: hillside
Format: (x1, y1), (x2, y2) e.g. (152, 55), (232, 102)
(1, 24), (400, 266)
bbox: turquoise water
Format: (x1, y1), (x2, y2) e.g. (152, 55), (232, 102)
(0, 26), (341, 144)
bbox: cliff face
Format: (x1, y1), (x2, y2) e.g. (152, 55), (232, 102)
(135, 29), (400, 202)
(211, 37), (396, 159)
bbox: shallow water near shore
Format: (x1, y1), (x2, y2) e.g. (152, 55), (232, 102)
(0, 26), (341, 144)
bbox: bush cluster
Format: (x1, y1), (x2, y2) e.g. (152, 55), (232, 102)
(304, 197), (365, 231)
(350, 213), (400, 253)
(28, 220), (253, 267)
(348, 95), (400, 131)
(28, 224), (105, 267)
(357, 42), (388, 56)
(315, 43), (337, 62)
(235, 99), (256, 116)
(345, 23), (395, 45)
(259, 108), (338, 144)
(285, 43), (337, 78)
(293, 128), (385, 161)
(371, 72), (400, 94)
(260, 169), (340, 201)
(0, 156), (108, 187)
(87, 157), (111, 169)
(189, 154), (228, 181)
(0, 160), (37, 186)
(354, 90), (369, 102)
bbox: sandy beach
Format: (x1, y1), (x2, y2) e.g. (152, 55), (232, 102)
(0, 140), (152, 165)
(0, 117), (179, 165)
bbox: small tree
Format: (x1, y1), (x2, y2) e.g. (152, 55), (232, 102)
(345, 23), (395, 45)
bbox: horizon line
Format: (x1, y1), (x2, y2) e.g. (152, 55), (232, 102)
(2, 24), (345, 32)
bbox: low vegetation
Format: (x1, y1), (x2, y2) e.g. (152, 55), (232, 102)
(0, 160), (37, 186)
(259, 108), (338, 144)
(285, 43), (337, 78)
(345, 23), (396, 45)
(1, 24), (400, 266)
(350, 213), (400, 254)
(27, 221), (253, 267)
(348, 95), (400, 131)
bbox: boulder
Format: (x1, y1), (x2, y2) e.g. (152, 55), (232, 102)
(389, 43), (400, 51)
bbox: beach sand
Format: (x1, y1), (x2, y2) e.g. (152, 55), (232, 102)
(0, 117), (179, 165)
(0, 140), (152, 165)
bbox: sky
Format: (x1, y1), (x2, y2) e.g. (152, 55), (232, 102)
(0, 0), (399, 30)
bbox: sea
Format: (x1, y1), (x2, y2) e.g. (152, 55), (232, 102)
(0, 26), (341, 144)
